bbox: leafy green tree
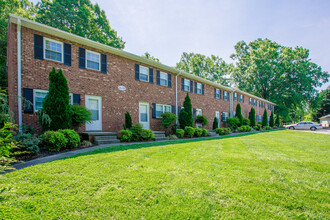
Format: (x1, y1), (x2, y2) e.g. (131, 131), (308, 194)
(0, 0), (35, 89)
(262, 109), (268, 127)
(269, 111), (274, 127)
(35, 0), (125, 49)
(176, 52), (233, 86)
(39, 67), (72, 131)
(179, 93), (193, 129)
(212, 117), (218, 130)
(142, 52), (161, 63)
(123, 112), (132, 129)
(231, 38), (329, 119)
(249, 107), (256, 127)
(316, 89), (330, 119)
(275, 114), (280, 127)
(235, 104), (243, 126)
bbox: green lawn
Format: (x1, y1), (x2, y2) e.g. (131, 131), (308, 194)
(0, 130), (329, 219)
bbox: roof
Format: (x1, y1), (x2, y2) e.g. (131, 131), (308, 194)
(320, 114), (330, 119)
(9, 14), (275, 105)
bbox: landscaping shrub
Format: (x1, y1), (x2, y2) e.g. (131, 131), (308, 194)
(256, 124), (262, 130)
(179, 93), (193, 128)
(237, 126), (243, 132)
(224, 128), (231, 135)
(80, 140), (93, 148)
(269, 111), (275, 127)
(42, 131), (67, 151)
(249, 107), (256, 127)
(243, 118), (250, 126)
(13, 133), (40, 154)
(168, 135), (178, 140)
(246, 126), (252, 132)
(161, 112), (177, 134)
(71, 105), (92, 130)
(202, 129), (208, 137)
(176, 129), (184, 138)
(59, 129), (80, 149)
(0, 123), (20, 171)
(120, 129), (132, 142)
(130, 123), (144, 141)
(262, 109), (268, 127)
(123, 112), (132, 129)
(22, 124), (35, 134)
(141, 129), (154, 141)
(264, 126), (271, 130)
(275, 114), (280, 127)
(253, 125), (260, 131)
(184, 126), (195, 138)
(212, 117), (218, 129)
(235, 104), (243, 126)
(194, 128), (203, 137)
(196, 115), (208, 126)
(39, 67), (72, 131)
(227, 117), (240, 130)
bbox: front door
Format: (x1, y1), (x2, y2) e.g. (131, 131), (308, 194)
(215, 111), (220, 128)
(139, 102), (149, 129)
(85, 95), (102, 131)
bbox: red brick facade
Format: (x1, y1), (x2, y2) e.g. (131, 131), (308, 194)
(7, 16), (274, 134)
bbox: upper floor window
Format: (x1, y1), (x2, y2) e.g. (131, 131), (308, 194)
(249, 98), (252, 105)
(139, 65), (149, 82)
(223, 91), (228, 100)
(240, 94), (244, 102)
(215, 88), (220, 99)
(44, 38), (63, 62)
(253, 99), (256, 106)
(196, 83), (202, 94)
(184, 79), (190, 91)
(86, 50), (100, 71)
(156, 104), (171, 118)
(160, 72), (168, 86)
(234, 92), (238, 101)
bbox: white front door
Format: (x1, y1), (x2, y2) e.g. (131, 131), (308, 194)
(85, 95), (102, 131)
(139, 102), (149, 129)
(215, 111), (220, 128)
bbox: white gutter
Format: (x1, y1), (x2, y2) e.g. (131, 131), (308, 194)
(17, 18), (22, 132)
(175, 71), (181, 123)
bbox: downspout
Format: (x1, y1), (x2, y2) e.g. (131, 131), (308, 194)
(175, 71), (181, 123)
(17, 18), (22, 133)
(229, 90), (234, 117)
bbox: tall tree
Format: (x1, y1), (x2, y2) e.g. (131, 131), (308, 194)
(0, 0), (35, 89)
(269, 111), (274, 127)
(249, 107), (256, 127)
(262, 109), (268, 127)
(35, 0), (125, 49)
(179, 93), (193, 129)
(230, 38), (329, 119)
(316, 89), (330, 118)
(176, 52), (233, 86)
(142, 52), (161, 63)
(235, 104), (243, 127)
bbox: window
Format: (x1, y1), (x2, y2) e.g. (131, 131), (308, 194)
(160, 72), (168, 86)
(249, 98), (252, 105)
(240, 94), (244, 102)
(223, 91), (228, 100)
(234, 92), (238, 101)
(196, 109), (202, 116)
(254, 99), (256, 106)
(221, 112), (229, 121)
(34, 89), (73, 112)
(215, 89), (220, 99)
(156, 104), (171, 118)
(184, 79), (190, 91)
(196, 83), (202, 94)
(44, 38), (63, 62)
(86, 50), (100, 71)
(139, 65), (149, 82)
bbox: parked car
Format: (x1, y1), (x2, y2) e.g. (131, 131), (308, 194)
(285, 122), (322, 131)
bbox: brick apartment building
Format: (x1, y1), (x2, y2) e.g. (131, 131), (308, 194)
(7, 14), (274, 133)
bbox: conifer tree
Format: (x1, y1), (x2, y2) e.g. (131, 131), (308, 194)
(262, 109), (268, 127)
(212, 117), (219, 129)
(235, 103), (243, 126)
(179, 93), (193, 128)
(123, 112), (132, 129)
(269, 111), (275, 127)
(249, 107), (256, 127)
(275, 114), (280, 127)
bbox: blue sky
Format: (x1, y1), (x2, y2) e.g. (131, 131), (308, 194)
(32, 0), (330, 89)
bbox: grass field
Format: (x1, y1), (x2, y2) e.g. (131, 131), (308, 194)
(0, 130), (329, 219)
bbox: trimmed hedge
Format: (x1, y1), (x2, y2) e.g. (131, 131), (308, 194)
(194, 128), (203, 137)
(176, 129), (185, 138)
(59, 129), (80, 148)
(42, 131), (67, 152)
(184, 126), (195, 138)
(201, 129), (208, 137)
(120, 129), (133, 142)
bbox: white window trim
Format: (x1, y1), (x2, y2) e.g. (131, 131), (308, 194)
(156, 104), (171, 118)
(215, 88), (220, 98)
(86, 50), (101, 71)
(43, 37), (64, 63)
(139, 65), (149, 82)
(184, 79), (190, 91)
(196, 83), (202, 94)
(159, 71), (168, 86)
(196, 108), (202, 116)
(33, 89), (73, 112)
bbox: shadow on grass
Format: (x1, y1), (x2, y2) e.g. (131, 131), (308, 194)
(65, 129), (284, 160)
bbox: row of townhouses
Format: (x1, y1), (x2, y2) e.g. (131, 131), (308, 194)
(7, 14), (275, 133)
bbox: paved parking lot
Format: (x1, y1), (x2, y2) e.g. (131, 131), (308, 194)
(293, 128), (330, 135)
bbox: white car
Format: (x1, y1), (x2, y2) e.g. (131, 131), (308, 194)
(285, 121), (323, 131)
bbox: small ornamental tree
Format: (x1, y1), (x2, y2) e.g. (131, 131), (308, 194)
(212, 117), (219, 129)
(249, 107), (256, 127)
(269, 111), (275, 127)
(262, 109), (268, 127)
(179, 92), (193, 128)
(123, 112), (132, 129)
(39, 67), (72, 131)
(275, 114), (280, 127)
(235, 103), (243, 126)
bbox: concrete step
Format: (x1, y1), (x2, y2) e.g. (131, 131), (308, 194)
(82, 132), (117, 136)
(208, 131), (218, 136)
(152, 131), (166, 134)
(154, 137), (169, 141)
(94, 139), (120, 145)
(153, 134), (166, 138)
(94, 135), (118, 141)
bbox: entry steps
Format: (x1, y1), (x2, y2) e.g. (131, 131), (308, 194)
(83, 132), (120, 145)
(152, 131), (169, 141)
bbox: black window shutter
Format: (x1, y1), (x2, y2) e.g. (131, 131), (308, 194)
(23, 88), (34, 113)
(171, 105), (176, 114)
(190, 81), (193, 93)
(64, 43), (71, 66)
(73, 94), (80, 105)
(223, 91), (225, 100)
(101, 54), (107, 73)
(178, 106), (182, 113)
(149, 68), (154, 84)
(34, 34), (43, 60)
(168, 74), (172, 88)
(79, 48), (86, 69)
(152, 103), (156, 118)
(194, 82), (197, 94)
(193, 108), (196, 119)
(202, 84), (205, 96)
(135, 64), (140, 81)
(156, 70), (160, 85)
(214, 88), (216, 99)
(219, 90), (222, 99)
(181, 78), (184, 91)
